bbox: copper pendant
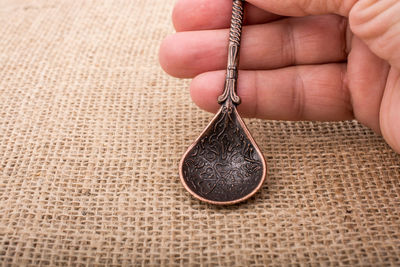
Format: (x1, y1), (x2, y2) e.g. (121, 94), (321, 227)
(179, 0), (267, 205)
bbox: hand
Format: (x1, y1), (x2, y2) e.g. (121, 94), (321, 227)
(159, 0), (400, 153)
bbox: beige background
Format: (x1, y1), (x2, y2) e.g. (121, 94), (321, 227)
(0, 0), (400, 265)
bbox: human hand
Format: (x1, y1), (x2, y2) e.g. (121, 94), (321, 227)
(159, 0), (400, 153)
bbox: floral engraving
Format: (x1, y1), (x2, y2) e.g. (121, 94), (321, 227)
(182, 104), (264, 202)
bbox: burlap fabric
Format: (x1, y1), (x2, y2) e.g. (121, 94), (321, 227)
(0, 0), (400, 266)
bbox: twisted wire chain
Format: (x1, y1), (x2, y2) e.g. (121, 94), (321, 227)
(229, 0), (244, 46)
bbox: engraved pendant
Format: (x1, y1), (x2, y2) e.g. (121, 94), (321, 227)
(179, 0), (267, 205)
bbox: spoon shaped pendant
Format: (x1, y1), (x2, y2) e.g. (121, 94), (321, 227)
(179, 0), (266, 205)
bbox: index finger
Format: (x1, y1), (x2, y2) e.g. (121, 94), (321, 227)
(246, 0), (358, 17)
(173, 0), (282, 32)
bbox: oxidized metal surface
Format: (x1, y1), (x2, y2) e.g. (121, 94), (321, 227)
(181, 101), (264, 202)
(179, 0), (267, 205)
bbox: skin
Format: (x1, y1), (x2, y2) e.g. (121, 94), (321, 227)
(159, 0), (400, 153)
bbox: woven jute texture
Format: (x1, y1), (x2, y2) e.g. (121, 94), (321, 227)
(1, 0), (400, 266)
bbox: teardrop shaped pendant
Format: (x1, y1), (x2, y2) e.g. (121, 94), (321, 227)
(179, 0), (267, 205)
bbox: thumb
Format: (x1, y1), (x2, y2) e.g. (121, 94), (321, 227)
(349, 0), (400, 69)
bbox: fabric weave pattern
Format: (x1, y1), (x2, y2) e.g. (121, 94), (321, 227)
(0, 0), (399, 265)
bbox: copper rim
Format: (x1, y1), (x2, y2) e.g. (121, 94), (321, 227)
(179, 106), (267, 205)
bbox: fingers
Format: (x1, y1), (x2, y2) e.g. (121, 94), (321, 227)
(173, 0), (281, 32)
(190, 64), (353, 121)
(346, 36), (390, 134)
(350, 0), (400, 69)
(160, 15), (347, 78)
(246, 0), (358, 17)
(380, 69), (400, 153)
